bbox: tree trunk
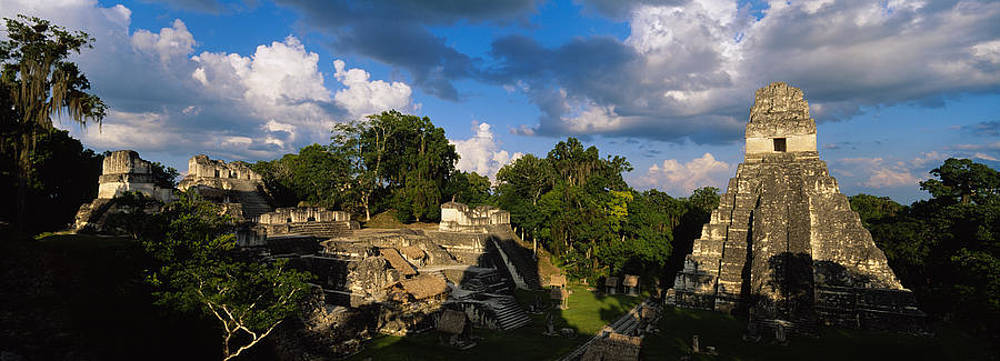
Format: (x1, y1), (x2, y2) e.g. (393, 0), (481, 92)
(14, 130), (32, 232)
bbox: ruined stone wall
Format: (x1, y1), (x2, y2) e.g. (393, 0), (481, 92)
(667, 82), (921, 333)
(259, 207), (351, 224)
(96, 150), (174, 202)
(178, 155), (271, 220)
(439, 202), (511, 232)
(187, 154), (261, 181)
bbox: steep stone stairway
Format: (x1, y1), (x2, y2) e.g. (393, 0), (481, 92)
(488, 225), (541, 289)
(232, 189), (272, 219)
(488, 295), (531, 331)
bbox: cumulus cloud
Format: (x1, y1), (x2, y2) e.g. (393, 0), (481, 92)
(267, 0), (541, 99)
(333, 59), (413, 119)
(130, 19), (196, 65)
(640, 153), (732, 195)
(0, 0), (412, 163)
(488, 0), (1000, 143)
(451, 122), (523, 180)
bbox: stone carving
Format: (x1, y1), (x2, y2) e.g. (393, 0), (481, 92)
(177, 154), (271, 220)
(439, 201), (510, 233)
(666, 82), (923, 334)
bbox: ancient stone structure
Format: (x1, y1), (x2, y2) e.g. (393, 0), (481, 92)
(276, 202), (538, 341)
(439, 201), (510, 233)
(580, 332), (642, 361)
(666, 82), (923, 334)
(96, 150), (174, 202)
(258, 207), (359, 238)
(74, 150), (174, 232)
(177, 155), (271, 220)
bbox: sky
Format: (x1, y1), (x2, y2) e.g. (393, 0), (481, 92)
(1, 0), (999, 203)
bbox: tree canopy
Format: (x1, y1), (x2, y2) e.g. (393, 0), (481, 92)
(1, 15), (107, 230)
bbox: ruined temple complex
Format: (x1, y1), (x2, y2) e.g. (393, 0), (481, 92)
(63, 83), (930, 358)
(73, 150), (175, 232)
(178, 155), (272, 220)
(666, 82), (923, 334)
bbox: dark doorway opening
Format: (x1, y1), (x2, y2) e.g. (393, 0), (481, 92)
(773, 138), (787, 152)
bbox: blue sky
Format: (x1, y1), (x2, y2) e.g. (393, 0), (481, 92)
(2, 0), (999, 203)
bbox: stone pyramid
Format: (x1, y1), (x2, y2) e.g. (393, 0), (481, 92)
(666, 82), (923, 333)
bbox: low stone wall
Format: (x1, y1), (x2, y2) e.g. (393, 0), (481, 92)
(439, 201), (510, 233)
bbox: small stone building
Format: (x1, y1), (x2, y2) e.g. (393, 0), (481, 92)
(623, 275), (639, 296)
(666, 82), (923, 334)
(438, 201), (510, 233)
(605, 276), (619, 295)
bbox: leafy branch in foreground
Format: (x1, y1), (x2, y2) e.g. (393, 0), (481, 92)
(144, 193), (313, 360)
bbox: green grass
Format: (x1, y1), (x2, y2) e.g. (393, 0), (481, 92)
(642, 307), (994, 361)
(348, 284), (643, 361)
(558, 284), (642, 335)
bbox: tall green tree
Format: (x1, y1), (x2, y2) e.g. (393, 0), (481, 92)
(331, 110), (458, 222)
(1, 15), (107, 231)
(920, 158), (1000, 205)
(444, 170), (491, 206)
(253, 144), (351, 210)
(855, 159), (1000, 344)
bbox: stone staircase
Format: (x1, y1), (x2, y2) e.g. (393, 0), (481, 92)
(488, 226), (541, 289)
(488, 295), (531, 331)
(233, 189), (272, 219)
(556, 299), (654, 361)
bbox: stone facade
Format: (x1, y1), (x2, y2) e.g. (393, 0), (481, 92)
(439, 202), (510, 233)
(178, 155), (271, 220)
(74, 150), (174, 232)
(96, 150), (174, 202)
(258, 207), (358, 238)
(666, 82), (923, 334)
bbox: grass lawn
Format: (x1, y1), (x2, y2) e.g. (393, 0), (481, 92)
(642, 306), (994, 361)
(348, 284), (643, 361)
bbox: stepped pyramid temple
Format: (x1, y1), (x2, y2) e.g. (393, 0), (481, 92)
(666, 82), (923, 334)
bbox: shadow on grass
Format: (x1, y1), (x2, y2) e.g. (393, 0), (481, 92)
(347, 284), (643, 361)
(642, 306), (994, 361)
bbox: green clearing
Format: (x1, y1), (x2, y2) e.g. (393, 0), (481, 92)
(642, 307), (992, 361)
(348, 284), (642, 361)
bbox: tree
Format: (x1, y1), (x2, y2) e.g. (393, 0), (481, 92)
(445, 170), (491, 206)
(920, 158), (1000, 205)
(331, 110), (458, 222)
(253, 144), (351, 209)
(857, 159), (1000, 344)
(144, 193), (313, 360)
(0, 128), (102, 231)
(1, 15), (107, 231)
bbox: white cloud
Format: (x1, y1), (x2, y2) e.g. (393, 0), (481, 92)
(641, 153), (732, 195)
(130, 19), (195, 65)
(451, 122), (523, 180)
(1, 0), (413, 163)
(838, 157), (919, 188)
(333, 59), (413, 119)
(507, 0), (1000, 143)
